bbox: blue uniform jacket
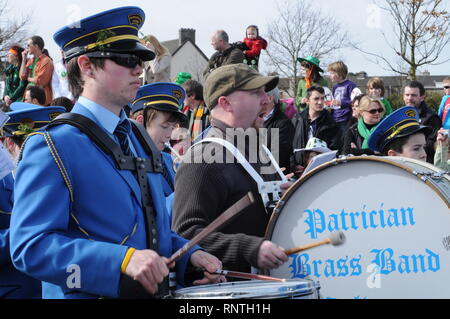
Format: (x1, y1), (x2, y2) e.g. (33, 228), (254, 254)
(161, 152), (175, 196)
(10, 103), (198, 299)
(0, 174), (41, 298)
(161, 152), (175, 222)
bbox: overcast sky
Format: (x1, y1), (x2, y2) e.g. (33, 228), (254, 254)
(8, 0), (450, 77)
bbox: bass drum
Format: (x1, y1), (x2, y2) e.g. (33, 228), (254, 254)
(266, 156), (450, 299)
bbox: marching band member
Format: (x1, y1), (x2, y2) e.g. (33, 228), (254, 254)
(368, 106), (432, 162)
(1, 103), (65, 298)
(172, 64), (290, 275)
(9, 6), (222, 299)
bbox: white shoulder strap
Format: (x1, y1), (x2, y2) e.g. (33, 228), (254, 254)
(194, 137), (287, 206)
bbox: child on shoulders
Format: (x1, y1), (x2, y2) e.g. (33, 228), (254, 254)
(242, 25), (267, 71)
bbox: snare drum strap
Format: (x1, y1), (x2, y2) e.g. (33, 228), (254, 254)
(193, 138), (287, 206)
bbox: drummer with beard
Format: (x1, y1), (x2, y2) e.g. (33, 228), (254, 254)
(172, 64), (291, 276)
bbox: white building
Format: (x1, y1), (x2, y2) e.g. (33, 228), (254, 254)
(162, 29), (208, 83)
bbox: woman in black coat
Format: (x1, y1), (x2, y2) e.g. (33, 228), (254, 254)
(341, 96), (385, 156)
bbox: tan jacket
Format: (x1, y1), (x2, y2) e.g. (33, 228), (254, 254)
(141, 53), (171, 84)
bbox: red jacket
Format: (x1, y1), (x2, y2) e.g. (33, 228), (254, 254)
(243, 36), (268, 59)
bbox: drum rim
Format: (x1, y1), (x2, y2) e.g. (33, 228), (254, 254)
(265, 155), (450, 240)
(173, 279), (319, 299)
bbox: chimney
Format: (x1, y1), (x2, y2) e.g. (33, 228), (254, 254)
(179, 28), (196, 46)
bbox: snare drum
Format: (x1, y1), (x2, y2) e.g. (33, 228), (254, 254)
(174, 279), (320, 299)
(266, 156), (450, 299)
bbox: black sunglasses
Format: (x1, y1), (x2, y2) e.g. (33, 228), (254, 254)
(90, 52), (144, 69)
(109, 54), (143, 69)
(365, 108), (384, 114)
(444, 86), (450, 89)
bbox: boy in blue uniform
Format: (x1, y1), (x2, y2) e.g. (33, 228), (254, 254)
(1, 103), (65, 298)
(131, 83), (188, 220)
(368, 106), (432, 162)
(9, 6), (222, 299)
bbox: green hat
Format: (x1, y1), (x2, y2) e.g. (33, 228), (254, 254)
(203, 64), (279, 110)
(175, 72), (192, 85)
(297, 56), (324, 73)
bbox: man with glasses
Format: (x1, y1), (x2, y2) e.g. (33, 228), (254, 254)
(19, 36), (54, 105)
(402, 80), (441, 163)
(10, 6), (222, 299)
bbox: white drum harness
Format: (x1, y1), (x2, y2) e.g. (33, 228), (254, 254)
(194, 137), (287, 208)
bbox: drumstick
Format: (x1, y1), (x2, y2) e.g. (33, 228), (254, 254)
(213, 269), (286, 282)
(284, 231), (346, 256)
(167, 192), (255, 264)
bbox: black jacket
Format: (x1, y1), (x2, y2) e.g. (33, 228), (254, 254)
(341, 122), (376, 156)
(417, 101), (442, 163)
(291, 108), (342, 167)
(264, 105), (295, 173)
(203, 45), (245, 79)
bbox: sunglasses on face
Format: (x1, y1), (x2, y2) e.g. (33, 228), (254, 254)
(109, 54), (143, 69)
(444, 86), (450, 89)
(92, 53), (143, 69)
(365, 108), (384, 114)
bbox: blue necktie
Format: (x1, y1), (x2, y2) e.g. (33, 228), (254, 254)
(114, 120), (132, 156)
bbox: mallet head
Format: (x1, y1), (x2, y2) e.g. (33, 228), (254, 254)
(329, 231), (346, 246)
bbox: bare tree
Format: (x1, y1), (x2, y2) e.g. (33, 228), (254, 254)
(263, 0), (353, 97)
(0, 0), (32, 73)
(356, 0), (450, 80)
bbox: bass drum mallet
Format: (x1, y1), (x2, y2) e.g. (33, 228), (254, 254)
(284, 231), (346, 256)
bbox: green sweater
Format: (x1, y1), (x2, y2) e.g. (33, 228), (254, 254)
(296, 77), (329, 111)
(381, 98), (393, 115)
(3, 64), (27, 103)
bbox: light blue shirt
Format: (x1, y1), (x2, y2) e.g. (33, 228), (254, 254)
(77, 96), (137, 155)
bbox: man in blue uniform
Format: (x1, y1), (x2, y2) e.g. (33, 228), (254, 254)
(1, 103), (65, 298)
(9, 6), (222, 299)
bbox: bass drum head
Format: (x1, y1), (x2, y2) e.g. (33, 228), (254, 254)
(174, 279), (320, 299)
(266, 156), (450, 299)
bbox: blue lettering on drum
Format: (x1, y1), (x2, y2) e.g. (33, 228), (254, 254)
(370, 248), (440, 274)
(304, 204), (416, 240)
(289, 253), (363, 279)
(288, 248), (440, 279)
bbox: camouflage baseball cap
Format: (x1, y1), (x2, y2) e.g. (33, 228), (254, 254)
(203, 63), (279, 110)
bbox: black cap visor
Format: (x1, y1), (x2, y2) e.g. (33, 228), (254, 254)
(64, 40), (155, 62)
